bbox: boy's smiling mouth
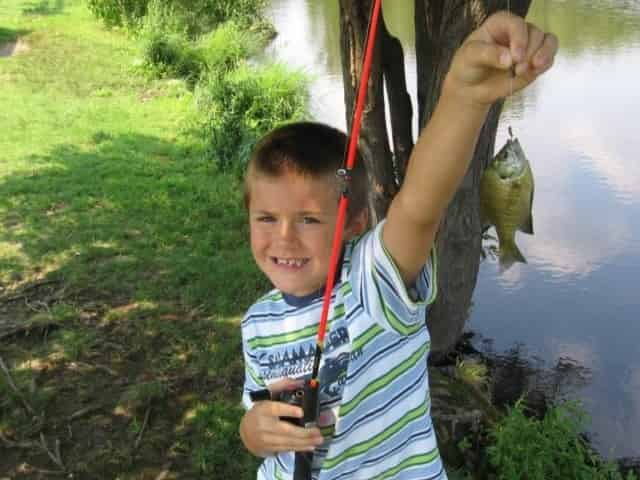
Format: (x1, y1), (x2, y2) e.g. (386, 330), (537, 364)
(271, 257), (309, 268)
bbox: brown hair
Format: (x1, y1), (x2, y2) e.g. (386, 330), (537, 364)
(244, 122), (369, 220)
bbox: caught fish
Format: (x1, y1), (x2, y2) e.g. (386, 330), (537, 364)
(480, 131), (534, 270)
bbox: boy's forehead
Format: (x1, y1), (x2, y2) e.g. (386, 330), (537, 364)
(247, 170), (339, 209)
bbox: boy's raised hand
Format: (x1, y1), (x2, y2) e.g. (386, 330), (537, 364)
(240, 378), (324, 457)
(445, 10), (558, 108)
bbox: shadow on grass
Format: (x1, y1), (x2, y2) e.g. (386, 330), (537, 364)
(0, 131), (267, 317)
(0, 27), (31, 45)
(22, 0), (65, 16)
(0, 132), (266, 478)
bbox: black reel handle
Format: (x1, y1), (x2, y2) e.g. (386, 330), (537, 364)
(250, 379), (320, 480)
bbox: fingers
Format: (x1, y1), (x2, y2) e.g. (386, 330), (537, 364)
(263, 399), (304, 419)
(532, 32), (558, 72)
(267, 377), (304, 396)
(262, 424), (325, 453)
(481, 10), (528, 64)
(250, 401), (324, 453)
(462, 40), (512, 73)
(462, 12), (558, 86)
(519, 23), (558, 75)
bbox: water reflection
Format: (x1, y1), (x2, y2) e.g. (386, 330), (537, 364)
(479, 339), (592, 413)
(528, 0), (640, 54)
(265, 0), (640, 458)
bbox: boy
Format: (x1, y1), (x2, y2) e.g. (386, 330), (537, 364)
(240, 11), (558, 480)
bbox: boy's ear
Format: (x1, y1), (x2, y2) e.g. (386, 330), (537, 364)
(345, 209), (369, 240)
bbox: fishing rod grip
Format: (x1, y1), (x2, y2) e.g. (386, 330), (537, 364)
(293, 379), (319, 480)
(250, 380), (320, 480)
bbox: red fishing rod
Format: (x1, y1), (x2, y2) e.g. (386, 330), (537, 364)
(293, 2), (383, 478)
(250, 2), (382, 478)
(311, 0), (382, 383)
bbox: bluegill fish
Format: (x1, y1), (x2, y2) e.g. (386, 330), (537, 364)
(480, 133), (534, 270)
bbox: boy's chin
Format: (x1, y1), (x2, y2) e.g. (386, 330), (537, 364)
(275, 280), (324, 298)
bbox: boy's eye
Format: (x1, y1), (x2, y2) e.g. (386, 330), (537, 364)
(302, 216), (320, 224)
(256, 215), (275, 223)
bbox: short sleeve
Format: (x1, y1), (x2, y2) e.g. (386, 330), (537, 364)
(241, 319), (267, 411)
(349, 219), (437, 336)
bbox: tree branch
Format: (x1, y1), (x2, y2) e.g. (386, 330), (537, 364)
(380, 18), (414, 184)
(0, 355), (37, 416)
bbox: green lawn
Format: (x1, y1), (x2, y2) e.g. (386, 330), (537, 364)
(0, 1), (264, 477)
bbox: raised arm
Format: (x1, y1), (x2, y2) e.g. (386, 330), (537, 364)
(383, 11), (558, 286)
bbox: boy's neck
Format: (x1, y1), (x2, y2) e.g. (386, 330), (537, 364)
(281, 245), (347, 307)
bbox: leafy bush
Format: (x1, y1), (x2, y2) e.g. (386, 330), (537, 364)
(488, 400), (637, 480)
(86, 0), (149, 28)
(138, 0), (189, 36)
(87, 0), (267, 36)
(198, 21), (262, 73)
(195, 63), (308, 172)
(140, 31), (205, 86)
(170, 0), (268, 35)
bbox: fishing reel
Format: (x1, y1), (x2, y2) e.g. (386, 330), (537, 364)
(250, 380), (320, 480)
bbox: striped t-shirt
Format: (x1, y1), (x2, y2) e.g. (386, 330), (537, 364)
(241, 220), (446, 480)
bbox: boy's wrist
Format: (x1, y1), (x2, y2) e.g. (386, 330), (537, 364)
(441, 75), (492, 119)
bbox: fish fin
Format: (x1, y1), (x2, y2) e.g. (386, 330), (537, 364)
(521, 188), (535, 235)
(498, 240), (527, 272)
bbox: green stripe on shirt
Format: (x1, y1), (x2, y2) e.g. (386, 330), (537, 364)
(371, 271), (424, 336)
(323, 401), (429, 470)
(372, 450), (441, 480)
(338, 342), (429, 417)
(248, 304), (345, 349)
(351, 323), (385, 351)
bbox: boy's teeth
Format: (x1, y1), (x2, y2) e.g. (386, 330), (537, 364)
(277, 258), (305, 267)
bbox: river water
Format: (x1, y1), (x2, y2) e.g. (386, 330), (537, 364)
(265, 0), (640, 459)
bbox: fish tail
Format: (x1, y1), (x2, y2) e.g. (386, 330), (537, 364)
(499, 240), (527, 271)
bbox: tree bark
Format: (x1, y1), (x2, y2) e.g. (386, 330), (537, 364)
(415, 0), (531, 360)
(339, 0), (395, 222)
(380, 20), (414, 184)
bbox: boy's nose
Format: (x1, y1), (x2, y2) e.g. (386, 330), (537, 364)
(278, 220), (296, 241)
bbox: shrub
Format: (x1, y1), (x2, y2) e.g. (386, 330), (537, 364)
(87, 0), (267, 36)
(140, 31), (205, 86)
(198, 21), (262, 73)
(86, 0), (149, 28)
(487, 400), (637, 480)
(171, 0), (268, 35)
(195, 63), (308, 172)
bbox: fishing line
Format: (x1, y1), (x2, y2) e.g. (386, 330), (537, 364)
(508, 0), (515, 99)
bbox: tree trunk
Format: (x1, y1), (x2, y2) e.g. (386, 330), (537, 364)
(415, 0), (531, 360)
(339, 0), (415, 222)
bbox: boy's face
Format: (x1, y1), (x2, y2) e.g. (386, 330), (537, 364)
(248, 170), (365, 297)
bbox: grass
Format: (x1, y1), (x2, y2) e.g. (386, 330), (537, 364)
(0, 0), (265, 477)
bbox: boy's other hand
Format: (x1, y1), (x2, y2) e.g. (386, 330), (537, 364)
(444, 10), (558, 108)
(240, 378), (324, 457)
